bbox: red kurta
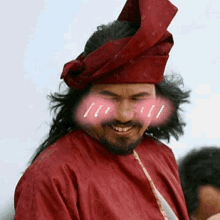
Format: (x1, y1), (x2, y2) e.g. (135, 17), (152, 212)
(14, 130), (189, 219)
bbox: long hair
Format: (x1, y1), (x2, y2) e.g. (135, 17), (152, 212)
(149, 73), (190, 142)
(29, 20), (190, 164)
(178, 146), (220, 215)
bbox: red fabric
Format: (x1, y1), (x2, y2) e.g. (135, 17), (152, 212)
(14, 130), (189, 220)
(61, 0), (178, 89)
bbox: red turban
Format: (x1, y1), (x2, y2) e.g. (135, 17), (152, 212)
(61, 0), (178, 89)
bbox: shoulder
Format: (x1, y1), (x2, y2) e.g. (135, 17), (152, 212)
(33, 130), (85, 165)
(14, 132), (85, 219)
(141, 135), (178, 170)
(142, 135), (175, 157)
(35, 129), (89, 165)
(16, 130), (88, 189)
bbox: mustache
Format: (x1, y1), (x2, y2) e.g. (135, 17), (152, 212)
(101, 120), (143, 127)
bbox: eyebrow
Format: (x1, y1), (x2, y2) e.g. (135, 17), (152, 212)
(99, 90), (150, 98)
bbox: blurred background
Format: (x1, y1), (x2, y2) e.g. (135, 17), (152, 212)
(1, 0), (219, 219)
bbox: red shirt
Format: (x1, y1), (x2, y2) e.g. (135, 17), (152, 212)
(14, 130), (189, 219)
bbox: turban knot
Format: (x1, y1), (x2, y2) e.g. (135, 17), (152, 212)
(61, 56), (86, 88)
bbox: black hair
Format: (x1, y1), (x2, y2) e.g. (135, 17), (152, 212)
(29, 20), (190, 164)
(178, 146), (220, 215)
(84, 20), (139, 57)
(149, 74), (190, 142)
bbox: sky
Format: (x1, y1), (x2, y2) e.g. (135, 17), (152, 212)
(1, 0), (220, 218)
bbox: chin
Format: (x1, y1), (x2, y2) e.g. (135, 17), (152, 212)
(101, 136), (143, 155)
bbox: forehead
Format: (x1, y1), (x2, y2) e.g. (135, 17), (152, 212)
(90, 83), (155, 96)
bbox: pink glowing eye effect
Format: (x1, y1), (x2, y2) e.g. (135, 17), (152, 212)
(83, 103), (111, 118)
(157, 104), (165, 118)
(75, 96), (115, 126)
(75, 95), (173, 127)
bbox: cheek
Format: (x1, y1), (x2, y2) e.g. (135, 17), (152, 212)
(151, 97), (174, 126)
(134, 97), (174, 126)
(203, 196), (220, 214)
(74, 95), (116, 127)
(134, 98), (155, 125)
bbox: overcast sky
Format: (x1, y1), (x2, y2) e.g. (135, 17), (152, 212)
(1, 0), (220, 218)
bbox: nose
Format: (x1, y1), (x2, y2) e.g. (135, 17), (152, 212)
(114, 100), (135, 123)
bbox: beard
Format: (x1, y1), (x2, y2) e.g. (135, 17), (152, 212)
(100, 135), (143, 155)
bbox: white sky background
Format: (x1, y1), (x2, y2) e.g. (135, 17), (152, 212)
(1, 0), (220, 218)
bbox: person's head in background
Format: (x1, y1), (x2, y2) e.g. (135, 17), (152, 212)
(178, 146), (220, 220)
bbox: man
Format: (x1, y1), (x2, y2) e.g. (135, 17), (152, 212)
(14, 0), (190, 219)
(179, 147), (220, 220)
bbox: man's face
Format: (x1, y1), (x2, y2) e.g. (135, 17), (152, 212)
(192, 185), (220, 220)
(76, 83), (156, 155)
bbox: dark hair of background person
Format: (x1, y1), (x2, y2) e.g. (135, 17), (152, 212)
(178, 146), (220, 216)
(29, 20), (191, 164)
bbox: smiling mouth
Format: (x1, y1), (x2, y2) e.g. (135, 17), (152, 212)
(110, 125), (134, 133)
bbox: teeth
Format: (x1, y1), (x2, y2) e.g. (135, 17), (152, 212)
(111, 125), (133, 132)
